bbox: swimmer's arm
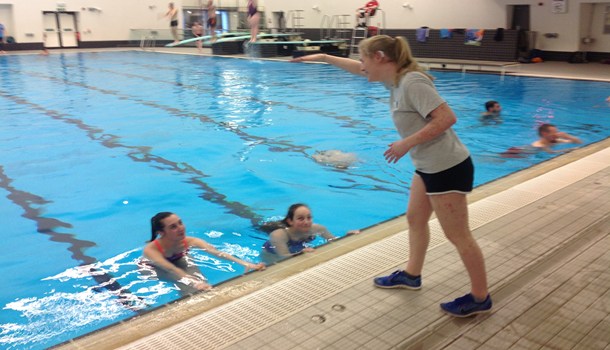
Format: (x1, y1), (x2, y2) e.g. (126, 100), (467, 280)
(268, 229), (293, 257)
(312, 224), (337, 241)
(556, 132), (582, 144)
(291, 54), (364, 76)
(143, 244), (188, 278)
(385, 103), (456, 163)
(188, 237), (265, 271)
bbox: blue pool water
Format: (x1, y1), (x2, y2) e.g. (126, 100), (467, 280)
(0, 51), (608, 349)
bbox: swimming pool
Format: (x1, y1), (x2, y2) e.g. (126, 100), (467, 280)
(0, 51), (608, 349)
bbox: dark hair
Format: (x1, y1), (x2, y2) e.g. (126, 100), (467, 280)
(260, 203), (309, 234)
(538, 123), (555, 136)
(150, 212), (174, 242)
(485, 100), (499, 111)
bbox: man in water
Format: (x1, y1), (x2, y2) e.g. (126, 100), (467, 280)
(480, 100), (502, 125)
(501, 123), (581, 158)
(481, 100), (501, 117)
(531, 123), (581, 153)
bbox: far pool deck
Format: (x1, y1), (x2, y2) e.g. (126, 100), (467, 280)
(41, 47), (610, 350)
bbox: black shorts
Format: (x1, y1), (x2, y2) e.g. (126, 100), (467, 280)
(170, 20), (178, 27)
(415, 157), (474, 195)
(207, 17), (217, 28)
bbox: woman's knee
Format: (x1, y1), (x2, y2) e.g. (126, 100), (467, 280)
(406, 210), (429, 229)
(444, 230), (476, 250)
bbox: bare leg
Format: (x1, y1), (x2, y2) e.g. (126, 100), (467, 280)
(405, 174), (433, 276)
(249, 14), (260, 42)
(429, 192), (488, 299)
(171, 27), (179, 43)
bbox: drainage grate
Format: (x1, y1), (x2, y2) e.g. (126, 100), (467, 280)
(119, 148), (610, 350)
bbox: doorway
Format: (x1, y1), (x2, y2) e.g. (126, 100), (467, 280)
(510, 5), (530, 31)
(43, 12), (78, 48)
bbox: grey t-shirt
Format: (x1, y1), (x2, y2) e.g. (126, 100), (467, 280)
(390, 71), (470, 173)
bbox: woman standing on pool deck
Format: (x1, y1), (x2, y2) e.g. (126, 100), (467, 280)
(292, 35), (492, 317)
(144, 212), (265, 291)
(247, 0), (260, 42)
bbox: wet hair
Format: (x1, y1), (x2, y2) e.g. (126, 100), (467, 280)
(150, 212), (174, 242)
(538, 123), (555, 136)
(359, 35), (433, 85)
(260, 203), (309, 234)
(485, 100), (499, 111)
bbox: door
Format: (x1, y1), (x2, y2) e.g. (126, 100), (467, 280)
(43, 11), (78, 48)
(511, 5), (530, 31)
(58, 13), (77, 47)
(43, 12), (60, 48)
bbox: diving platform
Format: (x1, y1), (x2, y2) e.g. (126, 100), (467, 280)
(209, 32), (349, 58)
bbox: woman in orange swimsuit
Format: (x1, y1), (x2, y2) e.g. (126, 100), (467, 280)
(143, 212), (265, 291)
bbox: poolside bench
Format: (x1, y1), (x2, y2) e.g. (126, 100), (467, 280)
(415, 57), (520, 76)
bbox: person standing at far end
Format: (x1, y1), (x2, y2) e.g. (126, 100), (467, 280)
(247, 0), (260, 42)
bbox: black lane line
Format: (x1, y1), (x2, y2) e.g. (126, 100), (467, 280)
(0, 89), (265, 226)
(15, 66), (404, 192)
(0, 165), (146, 313)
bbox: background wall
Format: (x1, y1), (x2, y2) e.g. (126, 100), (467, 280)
(263, 0), (610, 53)
(0, 0), (181, 44)
(495, 0), (610, 52)
(0, 0), (608, 54)
(262, 0), (506, 30)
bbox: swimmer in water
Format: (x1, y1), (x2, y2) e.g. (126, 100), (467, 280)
(480, 100), (502, 125)
(143, 212), (265, 292)
(260, 204), (359, 262)
(531, 123), (582, 153)
(501, 123), (582, 158)
(312, 150), (358, 169)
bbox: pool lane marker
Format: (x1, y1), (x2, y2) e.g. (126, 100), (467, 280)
(8, 67), (403, 202)
(0, 88), (264, 227)
(0, 165), (146, 312)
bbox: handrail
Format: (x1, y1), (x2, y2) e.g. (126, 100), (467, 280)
(320, 14), (330, 39)
(140, 30), (158, 51)
(372, 8), (386, 35)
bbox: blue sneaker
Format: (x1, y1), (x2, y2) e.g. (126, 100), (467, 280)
(440, 293), (492, 317)
(374, 270), (421, 290)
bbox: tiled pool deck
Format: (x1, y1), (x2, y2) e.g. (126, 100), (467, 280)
(39, 48), (610, 350)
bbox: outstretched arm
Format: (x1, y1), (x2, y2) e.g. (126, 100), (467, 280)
(143, 243), (211, 290)
(313, 224), (360, 241)
(291, 54), (365, 77)
(557, 132), (582, 144)
(188, 237), (265, 271)
(312, 224), (337, 241)
(143, 245), (188, 278)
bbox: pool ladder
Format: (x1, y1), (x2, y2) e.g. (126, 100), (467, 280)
(286, 10), (304, 33)
(320, 14), (351, 41)
(349, 8), (386, 56)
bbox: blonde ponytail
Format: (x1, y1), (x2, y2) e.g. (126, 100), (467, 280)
(359, 35), (433, 85)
